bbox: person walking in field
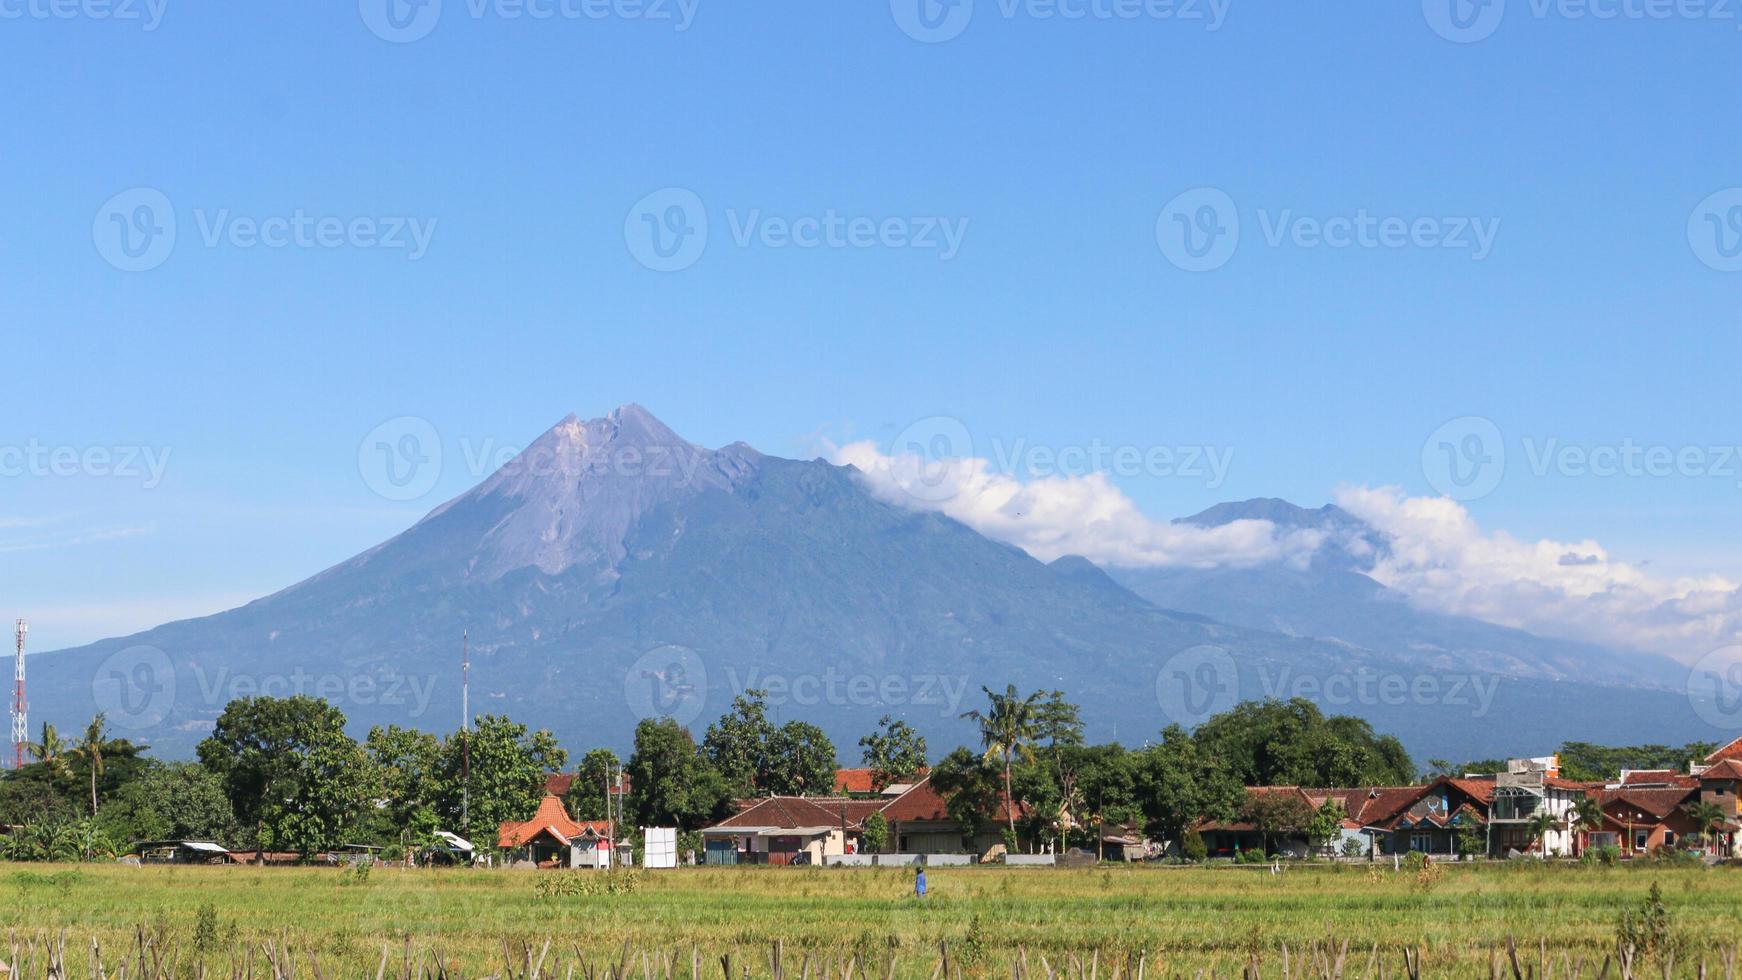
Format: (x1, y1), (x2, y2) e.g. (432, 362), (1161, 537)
(915, 867), (927, 899)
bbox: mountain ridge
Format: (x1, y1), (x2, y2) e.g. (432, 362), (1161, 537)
(28, 406), (1710, 763)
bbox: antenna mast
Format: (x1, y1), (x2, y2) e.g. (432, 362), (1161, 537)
(11, 620), (26, 772)
(461, 630), (470, 833)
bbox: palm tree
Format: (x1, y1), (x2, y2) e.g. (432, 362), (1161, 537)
(71, 713), (109, 816)
(1686, 801), (1727, 855)
(1571, 796), (1605, 856)
(27, 722), (69, 777)
(961, 685), (1042, 841)
(1527, 811), (1563, 857)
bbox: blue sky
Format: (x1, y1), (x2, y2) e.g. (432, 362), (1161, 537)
(2, 0), (1740, 651)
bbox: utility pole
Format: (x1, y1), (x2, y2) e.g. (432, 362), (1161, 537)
(11, 620), (25, 772)
(461, 630), (470, 835)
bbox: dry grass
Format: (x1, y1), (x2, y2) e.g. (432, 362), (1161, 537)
(2, 861), (1739, 977)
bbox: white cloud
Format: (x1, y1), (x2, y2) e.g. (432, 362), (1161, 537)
(1336, 486), (1742, 662)
(830, 440), (1742, 662)
(832, 440), (1325, 569)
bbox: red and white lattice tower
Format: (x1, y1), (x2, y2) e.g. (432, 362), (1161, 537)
(10, 620), (25, 771)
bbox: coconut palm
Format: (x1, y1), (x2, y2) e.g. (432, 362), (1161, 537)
(1527, 810), (1563, 857)
(961, 684), (1042, 840)
(70, 713), (110, 816)
(1571, 796), (1605, 856)
(27, 722), (69, 777)
(1686, 801), (1728, 855)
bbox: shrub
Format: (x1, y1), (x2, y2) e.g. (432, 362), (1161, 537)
(1180, 829), (1207, 863)
(1617, 881), (1673, 960)
(1237, 849), (1266, 864)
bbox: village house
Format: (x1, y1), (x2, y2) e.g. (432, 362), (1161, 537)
(497, 794), (613, 868)
(698, 771), (1030, 862)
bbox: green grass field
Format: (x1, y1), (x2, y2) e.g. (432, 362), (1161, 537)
(2, 862), (1739, 977)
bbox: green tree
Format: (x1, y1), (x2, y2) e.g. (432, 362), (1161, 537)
(930, 746), (1007, 839)
(1133, 724), (1244, 843)
(1240, 790), (1314, 857)
(1571, 795), (1605, 855)
(859, 715), (928, 790)
(1304, 798), (1346, 856)
(72, 714), (109, 815)
(765, 721), (836, 796)
(1686, 801), (1727, 853)
(101, 761), (237, 846)
(960, 684), (1044, 839)
(703, 690), (776, 798)
(564, 748), (623, 822)
(197, 696), (376, 856)
(438, 714), (566, 846)
(1527, 811), (1563, 855)
(363, 724), (443, 844)
(862, 811), (890, 854)
(1193, 699), (1415, 787)
(627, 718), (731, 830)
(27, 722), (71, 779)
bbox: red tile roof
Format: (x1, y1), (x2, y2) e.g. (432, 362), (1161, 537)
(1706, 736), (1742, 764)
(1597, 786), (1697, 820)
(874, 774), (1026, 825)
(496, 795), (611, 849)
(834, 768), (878, 794)
(1701, 758), (1742, 780)
(543, 772), (630, 798)
(712, 796), (853, 831)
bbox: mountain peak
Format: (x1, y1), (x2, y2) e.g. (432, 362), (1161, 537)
(412, 406), (754, 579)
(1175, 497), (1356, 530)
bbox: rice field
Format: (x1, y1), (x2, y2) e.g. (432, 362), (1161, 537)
(2, 861), (1740, 978)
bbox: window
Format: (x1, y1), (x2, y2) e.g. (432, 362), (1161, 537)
(1411, 832), (1434, 852)
(1635, 832), (1649, 850)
